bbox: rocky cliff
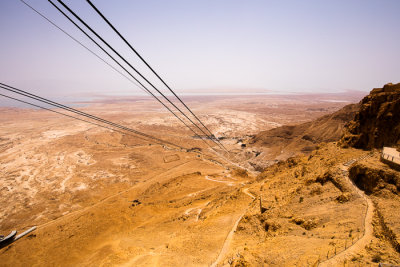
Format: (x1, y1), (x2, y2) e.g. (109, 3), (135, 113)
(341, 83), (400, 150)
(349, 161), (400, 195)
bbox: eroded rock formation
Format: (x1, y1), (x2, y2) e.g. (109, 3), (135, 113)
(341, 83), (400, 149)
(349, 162), (400, 195)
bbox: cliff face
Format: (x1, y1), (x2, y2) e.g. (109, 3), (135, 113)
(341, 83), (400, 150)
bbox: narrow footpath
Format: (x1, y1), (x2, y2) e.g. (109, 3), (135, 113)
(210, 187), (256, 267)
(320, 156), (374, 266)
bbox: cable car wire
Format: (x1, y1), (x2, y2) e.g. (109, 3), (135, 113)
(0, 92), (171, 147)
(51, 0), (227, 153)
(47, 0), (223, 154)
(86, 0), (228, 152)
(0, 83), (185, 150)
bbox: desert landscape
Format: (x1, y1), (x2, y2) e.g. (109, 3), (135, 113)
(1, 0), (400, 266)
(1, 85), (400, 266)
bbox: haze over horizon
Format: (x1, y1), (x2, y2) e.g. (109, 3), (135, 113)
(1, 0), (400, 104)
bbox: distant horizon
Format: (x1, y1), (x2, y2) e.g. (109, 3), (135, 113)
(79, 87), (369, 97)
(0, 88), (367, 108)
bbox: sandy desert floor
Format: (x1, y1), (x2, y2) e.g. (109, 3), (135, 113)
(0, 93), (370, 266)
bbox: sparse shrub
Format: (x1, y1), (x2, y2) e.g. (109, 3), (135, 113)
(264, 220), (280, 232)
(310, 184), (323, 196)
(291, 217), (318, 230)
(231, 254), (250, 267)
(303, 219), (317, 230)
(291, 218), (305, 225)
(232, 168), (248, 178)
(299, 196), (304, 203)
(372, 254), (382, 263)
(287, 157), (298, 168)
(336, 193), (351, 203)
(349, 229), (353, 237)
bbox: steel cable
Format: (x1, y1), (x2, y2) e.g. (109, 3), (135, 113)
(52, 0), (227, 153)
(0, 93), (167, 146)
(47, 0), (222, 154)
(0, 83), (185, 150)
(86, 0), (229, 152)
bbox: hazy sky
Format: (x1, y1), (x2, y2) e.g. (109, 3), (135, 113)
(1, 0), (400, 101)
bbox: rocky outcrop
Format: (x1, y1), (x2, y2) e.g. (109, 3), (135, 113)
(341, 83), (400, 150)
(349, 162), (400, 195)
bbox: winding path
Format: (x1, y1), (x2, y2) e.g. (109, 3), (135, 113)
(242, 188), (256, 200)
(319, 156), (374, 266)
(210, 187), (256, 267)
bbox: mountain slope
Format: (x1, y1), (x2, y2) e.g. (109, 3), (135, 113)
(250, 103), (359, 158)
